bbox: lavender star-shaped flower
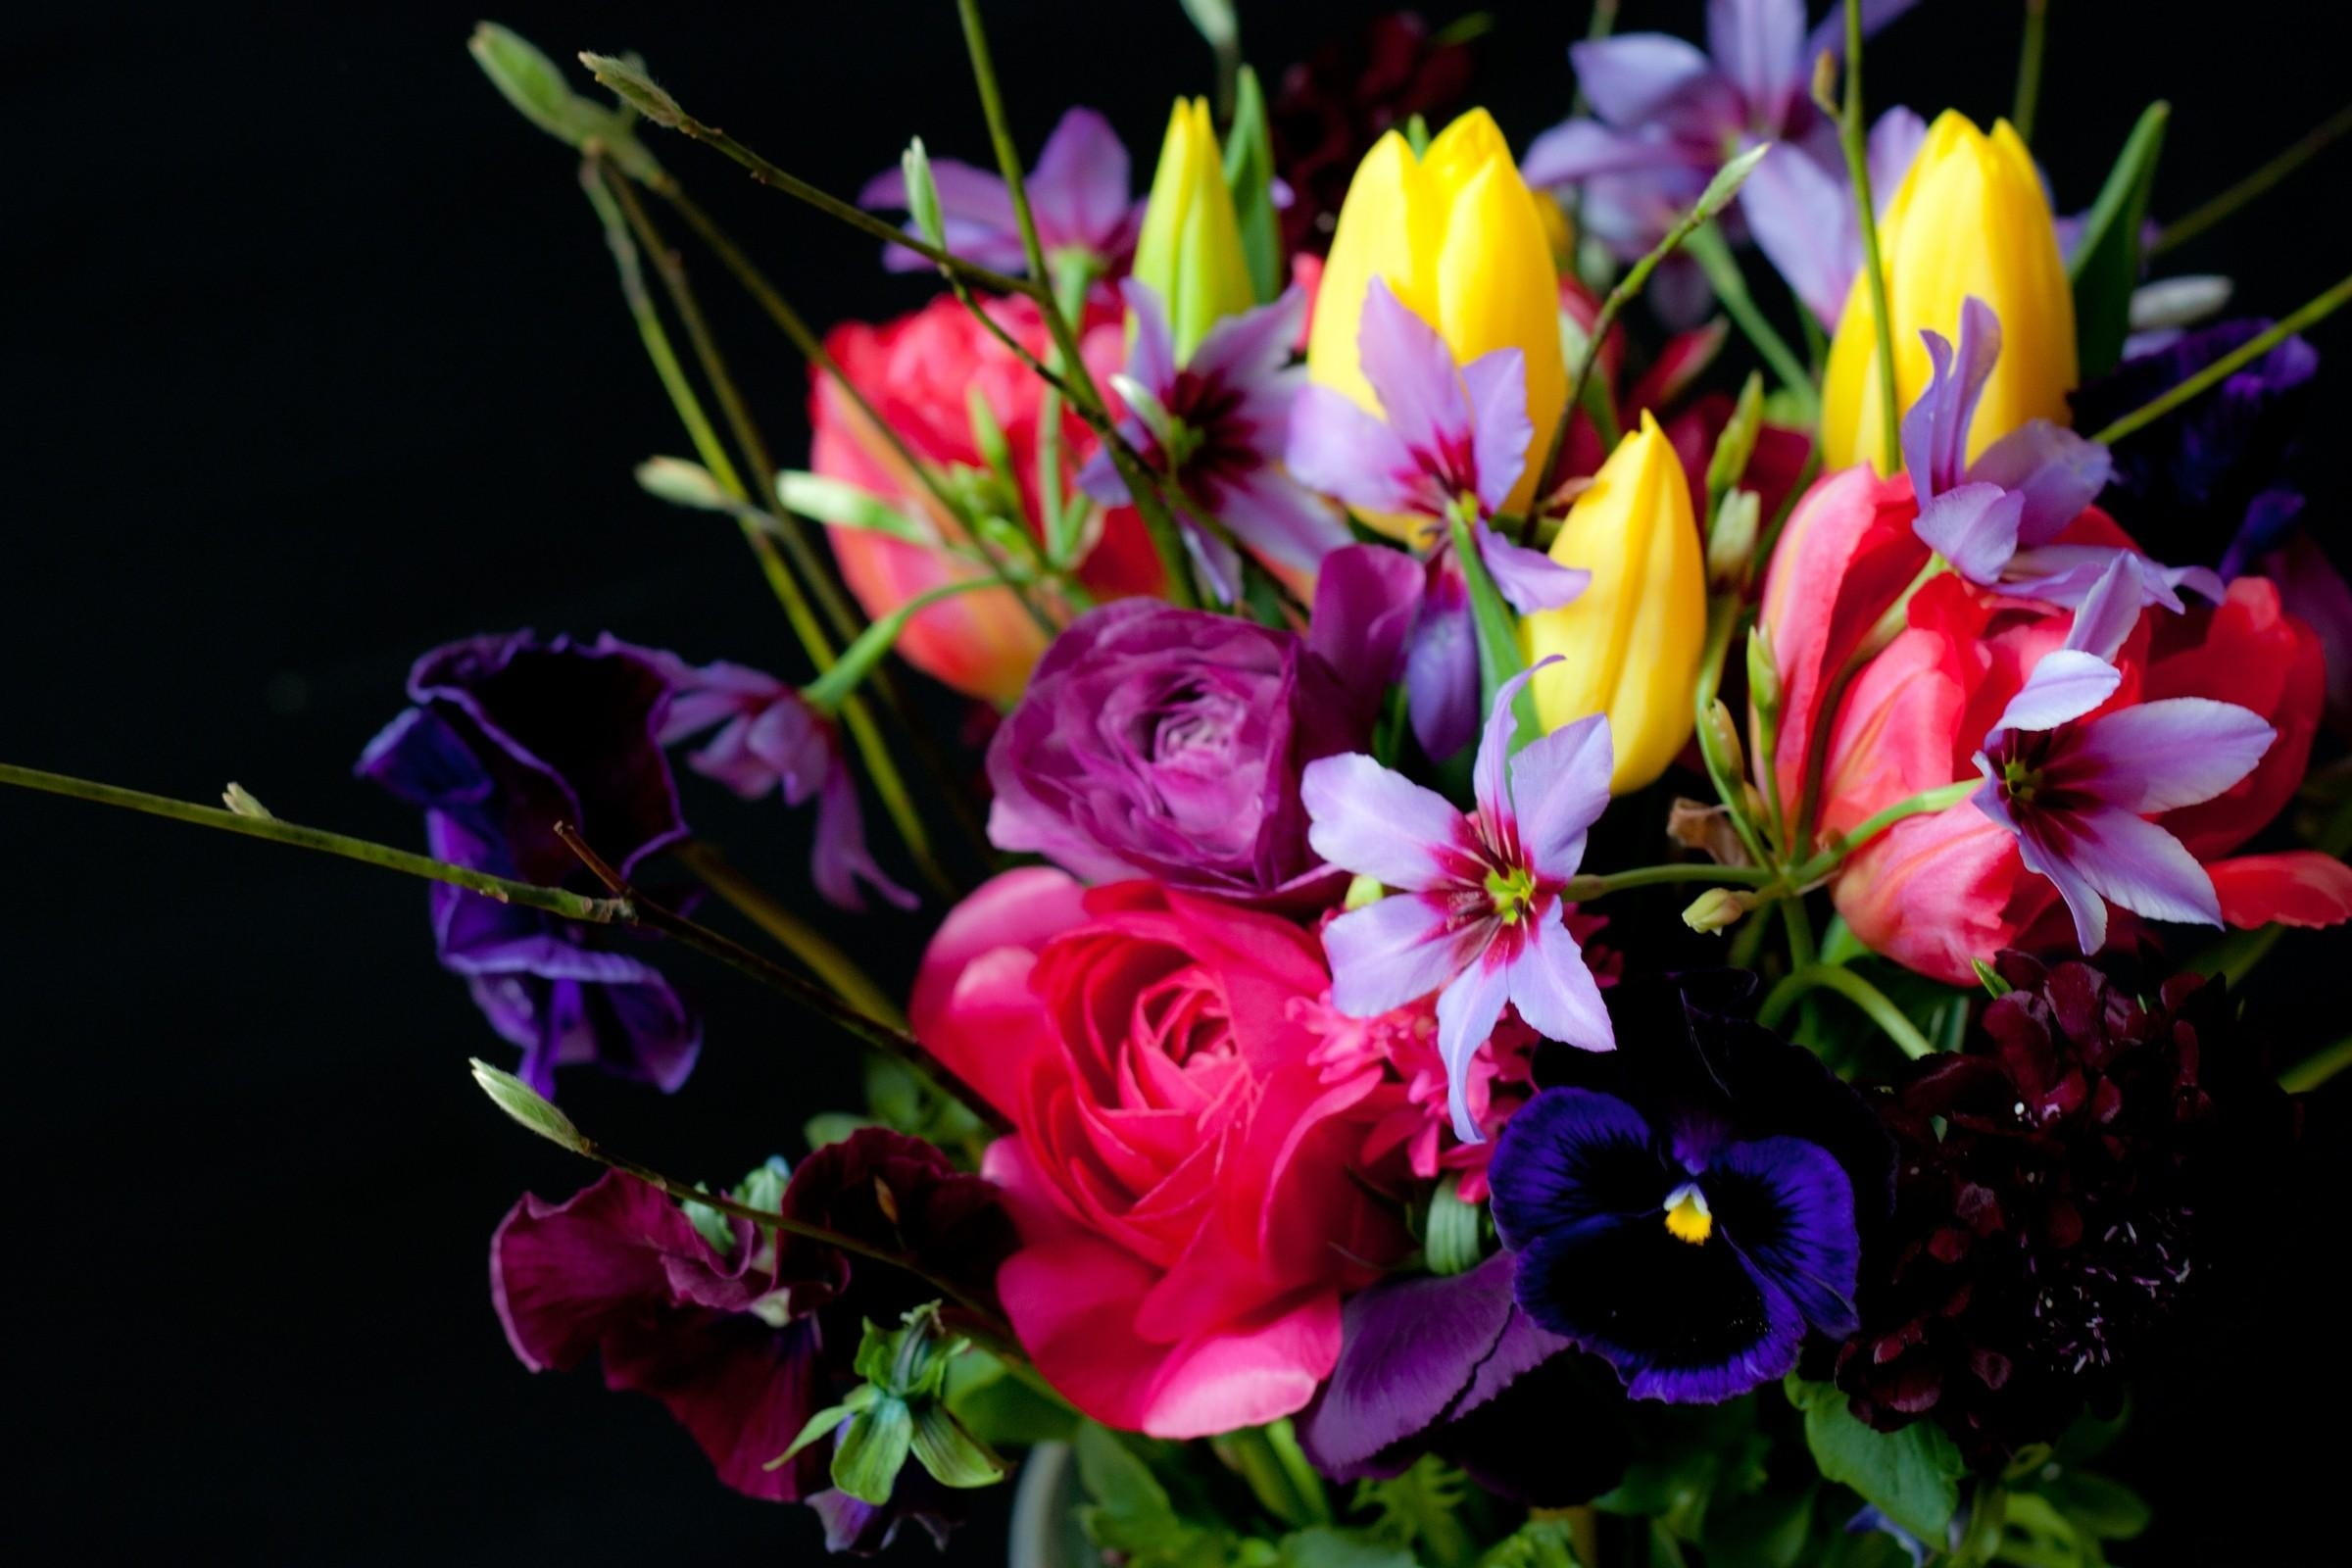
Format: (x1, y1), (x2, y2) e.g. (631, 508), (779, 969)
(1972, 556), (2276, 954)
(860, 106), (1142, 278)
(1302, 665), (1615, 1143)
(1288, 277), (1589, 758)
(1074, 281), (1348, 602)
(1908, 297), (2221, 612)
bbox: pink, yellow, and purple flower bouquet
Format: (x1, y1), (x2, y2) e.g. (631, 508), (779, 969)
(11, 3), (2350, 1563)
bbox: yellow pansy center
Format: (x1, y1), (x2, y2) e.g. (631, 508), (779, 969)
(1663, 1182), (1712, 1246)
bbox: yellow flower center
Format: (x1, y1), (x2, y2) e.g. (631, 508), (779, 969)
(1485, 864), (1537, 925)
(1663, 1182), (1712, 1246)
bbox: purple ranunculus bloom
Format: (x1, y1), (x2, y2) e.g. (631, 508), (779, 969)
(1520, 0), (1917, 314)
(1302, 664), (1614, 1142)
(1971, 555), (2276, 955)
(1075, 280), (1348, 602)
(859, 106), (1143, 279)
(1906, 297), (2220, 613)
(1289, 277), (1589, 758)
(1488, 973), (1893, 1404)
(1296, 1251), (1630, 1503)
(641, 652), (913, 913)
(357, 632), (699, 1096)
(985, 542), (1421, 906)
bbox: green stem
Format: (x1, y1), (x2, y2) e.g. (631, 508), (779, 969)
(1568, 862), (1776, 898)
(1840, 0), (1903, 474)
(1761, 962), (1937, 1058)
(1783, 894), (1818, 969)
(675, 842), (905, 1027)
(2155, 103), (2352, 256)
(2281, 1033), (2352, 1095)
(0, 762), (624, 920)
(2090, 272), (2352, 445)
(802, 577), (1005, 710)
(1787, 779), (1978, 886)
(1685, 222), (1820, 416)
(2011, 0), (2048, 147)
(1693, 596), (1776, 871)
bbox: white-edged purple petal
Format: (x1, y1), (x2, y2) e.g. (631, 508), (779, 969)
(1913, 482), (2025, 586)
(1969, 420), (2113, 546)
(1982, 781), (2112, 955)
(1357, 278), (1474, 482)
(1474, 519), (1591, 615)
(1503, 906), (1615, 1058)
(1117, 279), (1178, 402)
(1570, 33), (1725, 131)
(1461, 348), (1533, 515)
(1189, 285), (1307, 390)
(1707, 0), (1806, 130)
(1302, 753), (1468, 891)
(1209, 468), (1351, 572)
(1520, 119), (1701, 189)
(1473, 663), (1554, 835)
(1028, 107), (1131, 249)
(1740, 140), (1855, 326)
(1902, 298), (2001, 503)
(1510, 712), (1613, 882)
(1288, 385), (1435, 518)
(2062, 554), (2144, 662)
(1990, 649), (2123, 737)
(1074, 439), (1130, 505)
(2061, 805), (2224, 931)
(1323, 894), (1478, 1019)
(2066, 699), (2276, 813)
(1436, 956), (1516, 1143)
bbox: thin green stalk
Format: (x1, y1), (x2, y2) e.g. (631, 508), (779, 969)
(0, 763), (625, 921)
(2090, 271), (2352, 445)
(1568, 862), (1777, 898)
(1543, 208), (1701, 494)
(1786, 779), (1978, 886)
(2281, 1033), (2352, 1096)
(676, 842), (905, 1026)
(2156, 103), (2352, 256)
(2012, 0), (2049, 147)
(1783, 894), (1818, 969)
(1693, 596), (1776, 870)
(1840, 0), (1903, 474)
(1761, 962), (1937, 1058)
(1684, 222), (1819, 416)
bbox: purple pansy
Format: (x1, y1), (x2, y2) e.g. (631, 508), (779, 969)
(1296, 1252), (1630, 1503)
(1905, 298), (2221, 612)
(641, 652), (913, 913)
(859, 106), (1142, 279)
(1289, 277), (1590, 757)
(1075, 281), (1348, 600)
(1972, 555), (2277, 955)
(1488, 974), (1892, 1404)
(1520, 0), (1918, 316)
(357, 632), (699, 1096)
(1301, 664), (1614, 1142)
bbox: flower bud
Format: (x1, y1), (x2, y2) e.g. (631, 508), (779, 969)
(1682, 888), (1756, 934)
(1699, 697), (1748, 787)
(1707, 488), (1761, 593)
(1524, 413), (1707, 793)
(1747, 619), (1783, 721)
(1307, 109), (1566, 519)
(1132, 97), (1255, 362)
(1822, 111), (2076, 472)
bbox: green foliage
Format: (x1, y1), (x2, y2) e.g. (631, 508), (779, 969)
(1276, 1528), (1420, 1568)
(1223, 68), (1282, 304)
(1594, 1397), (1771, 1544)
(2069, 103), (2171, 376)
(682, 1154), (791, 1252)
(945, 1351), (1078, 1448)
(468, 24), (664, 181)
(1074, 1421), (1236, 1568)
(785, 1307), (1005, 1507)
(1787, 1378), (1965, 1545)
(1478, 1517), (1584, 1568)
(1355, 1457), (1478, 1568)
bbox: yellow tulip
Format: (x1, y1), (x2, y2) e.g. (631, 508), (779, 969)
(1307, 109), (1566, 522)
(1132, 97), (1254, 362)
(1822, 110), (2077, 472)
(1523, 413), (1705, 794)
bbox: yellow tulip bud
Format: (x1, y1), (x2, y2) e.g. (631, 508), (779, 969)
(1132, 97), (1254, 362)
(1822, 111), (2077, 472)
(1307, 109), (1566, 523)
(1523, 413), (1706, 794)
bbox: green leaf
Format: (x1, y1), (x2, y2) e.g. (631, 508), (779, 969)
(1695, 142), (1773, 223)
(803, 1110), (878, 1152)
(1074, 1421), (1188, 1555)
(1447, 511), (1531, 750)
(2069, 103), (2171, 376)
(1701, 1484), (1817, 1568)
(1477, 1517), (1585, 1568)
(733, 1155), (789, 1217)
(774, 1396), (862, 1470)
(775, 471), (940, 547)
(1223, 67), (1282, 303)
(800, 576), (1000, 712)
(946, 1351), (1079, 1448)
(902, 137), (946, 250)
(2043, 1472), (2149, 1542)
(1278, 1527), (1421, 1568)
(909, 1403), (1008, 1490)
(468, 25), (663, 181)
(576, 50), (683, 130)
(468, 1059), (587, 1153)
(1705, 371), (1767, 505)
(1176, 0), (1238, 57)
(831, 1395), (915, 1505)
(1788, 1379), (1965, 1544)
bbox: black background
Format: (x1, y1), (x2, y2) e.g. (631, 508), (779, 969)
(10, 2), (2349, 1562)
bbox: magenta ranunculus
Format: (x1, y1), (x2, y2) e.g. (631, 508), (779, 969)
(984, 545), (1419, 906)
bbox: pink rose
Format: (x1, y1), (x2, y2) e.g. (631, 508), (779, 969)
(911, 870), (1404, 1439)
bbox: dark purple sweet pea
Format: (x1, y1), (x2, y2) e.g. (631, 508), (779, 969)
(860, 106), (1143, 279)
(984, 542), (1420, 906)
(1076, 281), (1348, 602)
(357, 632), (698, 1095)
(641, 652), (913, 913)
(1297, 1252), (1630, 1504)
(1489, 972), (1892, 1404)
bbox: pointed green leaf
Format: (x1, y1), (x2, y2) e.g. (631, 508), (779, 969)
(910, 1404), (1009, 1490)
(637, 456), (732, 512)
(468, 1059), (587, 1153)
(1695, 142), (1773, 223)
(775, 471), (940, 546)
(1789, 1379), (1965, 1544)
(1223, 67), (1282, 303)
(830, 1396), (915, 1505)
(771, 1399), (859, 1471)
(2070, 103), (2171, 376)
(902, 138), (945, 250)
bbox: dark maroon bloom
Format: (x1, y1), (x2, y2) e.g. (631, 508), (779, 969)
(1836, 952), (2299, 1460)
(1270, 12), (1479, 254)
(357, 632), (697, 1096)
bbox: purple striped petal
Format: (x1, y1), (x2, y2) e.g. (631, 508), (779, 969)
(1307, 542), (1425, 694)
(1302, 753), (1467, 890)
(1903, 298), (2001, 504)
(1028, 107), (1131, 249)
(1358, 278), (1473, 485)
(1210, 468), (1349, 572)
(2062, 554), (2144, 661)
(1990, 789), (2112, 954)
(1190, 285), (1307, 390)
(1741, 141), (1853, 326)
(1970, 421), (2113, 546)
(1913, 482), (2025, 585)
(2066, 699), (2275, 813)
(1474, 663), (1553, 832)
(1705, 1135), (1861, 1339)
(1437, 954), (1516, 1142)
(1475, 519), (1590, 615)
(1489, 1088), (1661, 1251)
(1707, 0), (1807, 129)
(1288, 385), (1433, 518)
(1520, 120), (1700, 189)
(1570, 33), (1723, 131)
(1406, 580), (1481, 760)
(1117, 279), (1178, 403)
(1990, 649), (2123, 736)
(2061, 805), (2224, 931)
(1461, 349), (1533, 516)
(1511, 712), (1612, 881)
(1502, 906), (1615, 1060)
(1322, 893), (1477, 1019)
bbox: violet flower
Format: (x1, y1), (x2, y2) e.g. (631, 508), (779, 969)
(1488, 973), (1893, 1404)
(1075, 281), (1348, 601)
(1301, 665), (1614, 1143)
(1972, 555), (2277, 955)
(1289, 276), (1589, 758)
(644, 653), (913, 913)
(357, 632), (698, 1096)
(860, 107), (1142, 279)
(1906, 298), (2220, 612)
